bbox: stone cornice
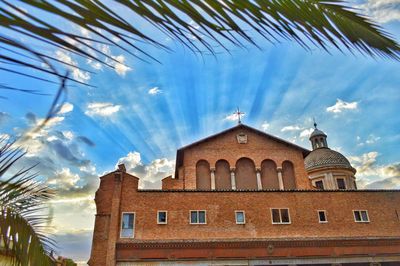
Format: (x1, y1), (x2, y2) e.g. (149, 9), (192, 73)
(116, 237), (400, 249)
(137, 189), (400, 193)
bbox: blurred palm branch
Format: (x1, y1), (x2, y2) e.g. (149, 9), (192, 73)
(0, 138), (55, 265)
(0, 0), (399, 129)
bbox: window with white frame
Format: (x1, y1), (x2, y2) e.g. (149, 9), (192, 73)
(190, 210), (206, 224)
(318, 210), (327, 223)
(271, 208), (290, 224)
(235, 211), (245, 224)
(120, 212), (135, 238)
(157, 211), (167, 224)
(354, 210), (369, 222)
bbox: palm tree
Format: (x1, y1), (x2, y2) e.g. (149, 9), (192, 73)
(0, 138), (55, 266)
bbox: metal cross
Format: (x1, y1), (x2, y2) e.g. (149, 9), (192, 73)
(234, 107), (244, 124)
(313, 117), (317, 129)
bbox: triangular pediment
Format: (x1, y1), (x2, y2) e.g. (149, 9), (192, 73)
(174, 124), (310, 178)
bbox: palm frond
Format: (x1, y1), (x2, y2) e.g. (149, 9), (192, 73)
(7, 0), (399, 58)
(0, 0), (399, 129)
(0, 140), (55, 266)
(1, 0), (399, 80)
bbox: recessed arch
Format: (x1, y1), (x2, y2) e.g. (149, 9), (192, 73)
(261, 159), (279, 189)
(282, 160), (296, 190)
(235, 157), (257, 190)
(215, 159), (231, 190)
(196, 160), (211, 190)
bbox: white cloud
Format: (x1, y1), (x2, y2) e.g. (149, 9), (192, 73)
(85, 102), (121, 117)
(55, 51), (90, 82)
(356, 0), (400, 23)
(348, 151), (400, 189)
(37, 116), (65, 130)
(357, 134), (381, 146)
(117, 151), (175, 188)
(58, 102), (74, 114)
(281, 125), (302, 132)
(48, 168), (80, 188)
(224, 113), (245, 122)
(148, 87), (162, 95)
(113, 55), (131, 76)
(326, 99), (358, 113)
(349, 151), (379, 175)
(118, 151), (141, 168)
(18, 115), (65, 156)
(63, 131), (74, 140)
(300, 128), (314, 139)
(103, 48), (132, 76)
(280, 124), (315, 140)
(83, 41), (131, 76)
(366, 134), (381, 144)
(261, 121), (270, 131)
(86, 59), (102, 70)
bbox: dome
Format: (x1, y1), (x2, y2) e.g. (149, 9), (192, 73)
(304, 148), (356, 173)
(310, 128), (327, 138)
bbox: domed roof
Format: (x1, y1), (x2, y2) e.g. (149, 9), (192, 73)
(304, 148), (356, 173)
(310, 128), (327, 138)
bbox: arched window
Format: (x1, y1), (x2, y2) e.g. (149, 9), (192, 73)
(320, 138), (325, 147)
(282, 160), (296, 190)
(215, 160), (231, 190)
(261, 159), (279, 189)
(235, 158), (257, 190)
(196, 160), (211, 190)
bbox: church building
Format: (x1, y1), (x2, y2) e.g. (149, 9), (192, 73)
(89, 122), (400, 266)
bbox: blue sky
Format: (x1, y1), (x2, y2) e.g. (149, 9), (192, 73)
(1, 0), (400, 264)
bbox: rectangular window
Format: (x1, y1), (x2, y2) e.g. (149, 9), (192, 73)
(190, 210), (206, 224)
(318, 210), (327, 223)
(315, 180), (324, 189)
(354, 210), (369, 222)
(337, 178), (346, 189)
(157, 211), (167, 224)
(271, 208), (291, 224)
(235, 211), (245, 224)
(120, 213), (135, 238)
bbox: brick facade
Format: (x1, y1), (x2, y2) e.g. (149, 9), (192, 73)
(88, 124), (400, 265)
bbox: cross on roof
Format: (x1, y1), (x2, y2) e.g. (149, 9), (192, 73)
(233, 107), (245, 124)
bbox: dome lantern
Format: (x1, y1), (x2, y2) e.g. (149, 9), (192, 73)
(309, 121), (328, 150)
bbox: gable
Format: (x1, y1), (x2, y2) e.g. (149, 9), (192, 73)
(174, 124), (310, 178)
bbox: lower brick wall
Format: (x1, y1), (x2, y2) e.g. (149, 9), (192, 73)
(119, 190), (400, 241)
(115, 238), (400, 262)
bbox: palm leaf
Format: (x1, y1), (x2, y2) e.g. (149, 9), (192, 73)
(0, 0), (399, 129)
(1, 0), (399, 73)
(0, 140), (55, 266)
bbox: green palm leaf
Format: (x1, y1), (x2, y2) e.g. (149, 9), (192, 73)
(0, 140), (55, 266)
(1, 0), (399, 75)
(0, 0), (399, 128)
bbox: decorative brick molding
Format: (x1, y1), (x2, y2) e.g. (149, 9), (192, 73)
(116, 237), (400, 249)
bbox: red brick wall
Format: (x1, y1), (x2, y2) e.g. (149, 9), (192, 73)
(118, 190), (400, 241)
(90, 169), (400, 265)
(162, 176), (183, 190)
(180, 127), (311, 190)
(89, 172), (139, 266)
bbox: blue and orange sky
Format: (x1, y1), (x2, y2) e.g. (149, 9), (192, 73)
(1, 0), (400, 264)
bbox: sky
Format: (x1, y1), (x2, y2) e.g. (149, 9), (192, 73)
(1, 0), (400, 264)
